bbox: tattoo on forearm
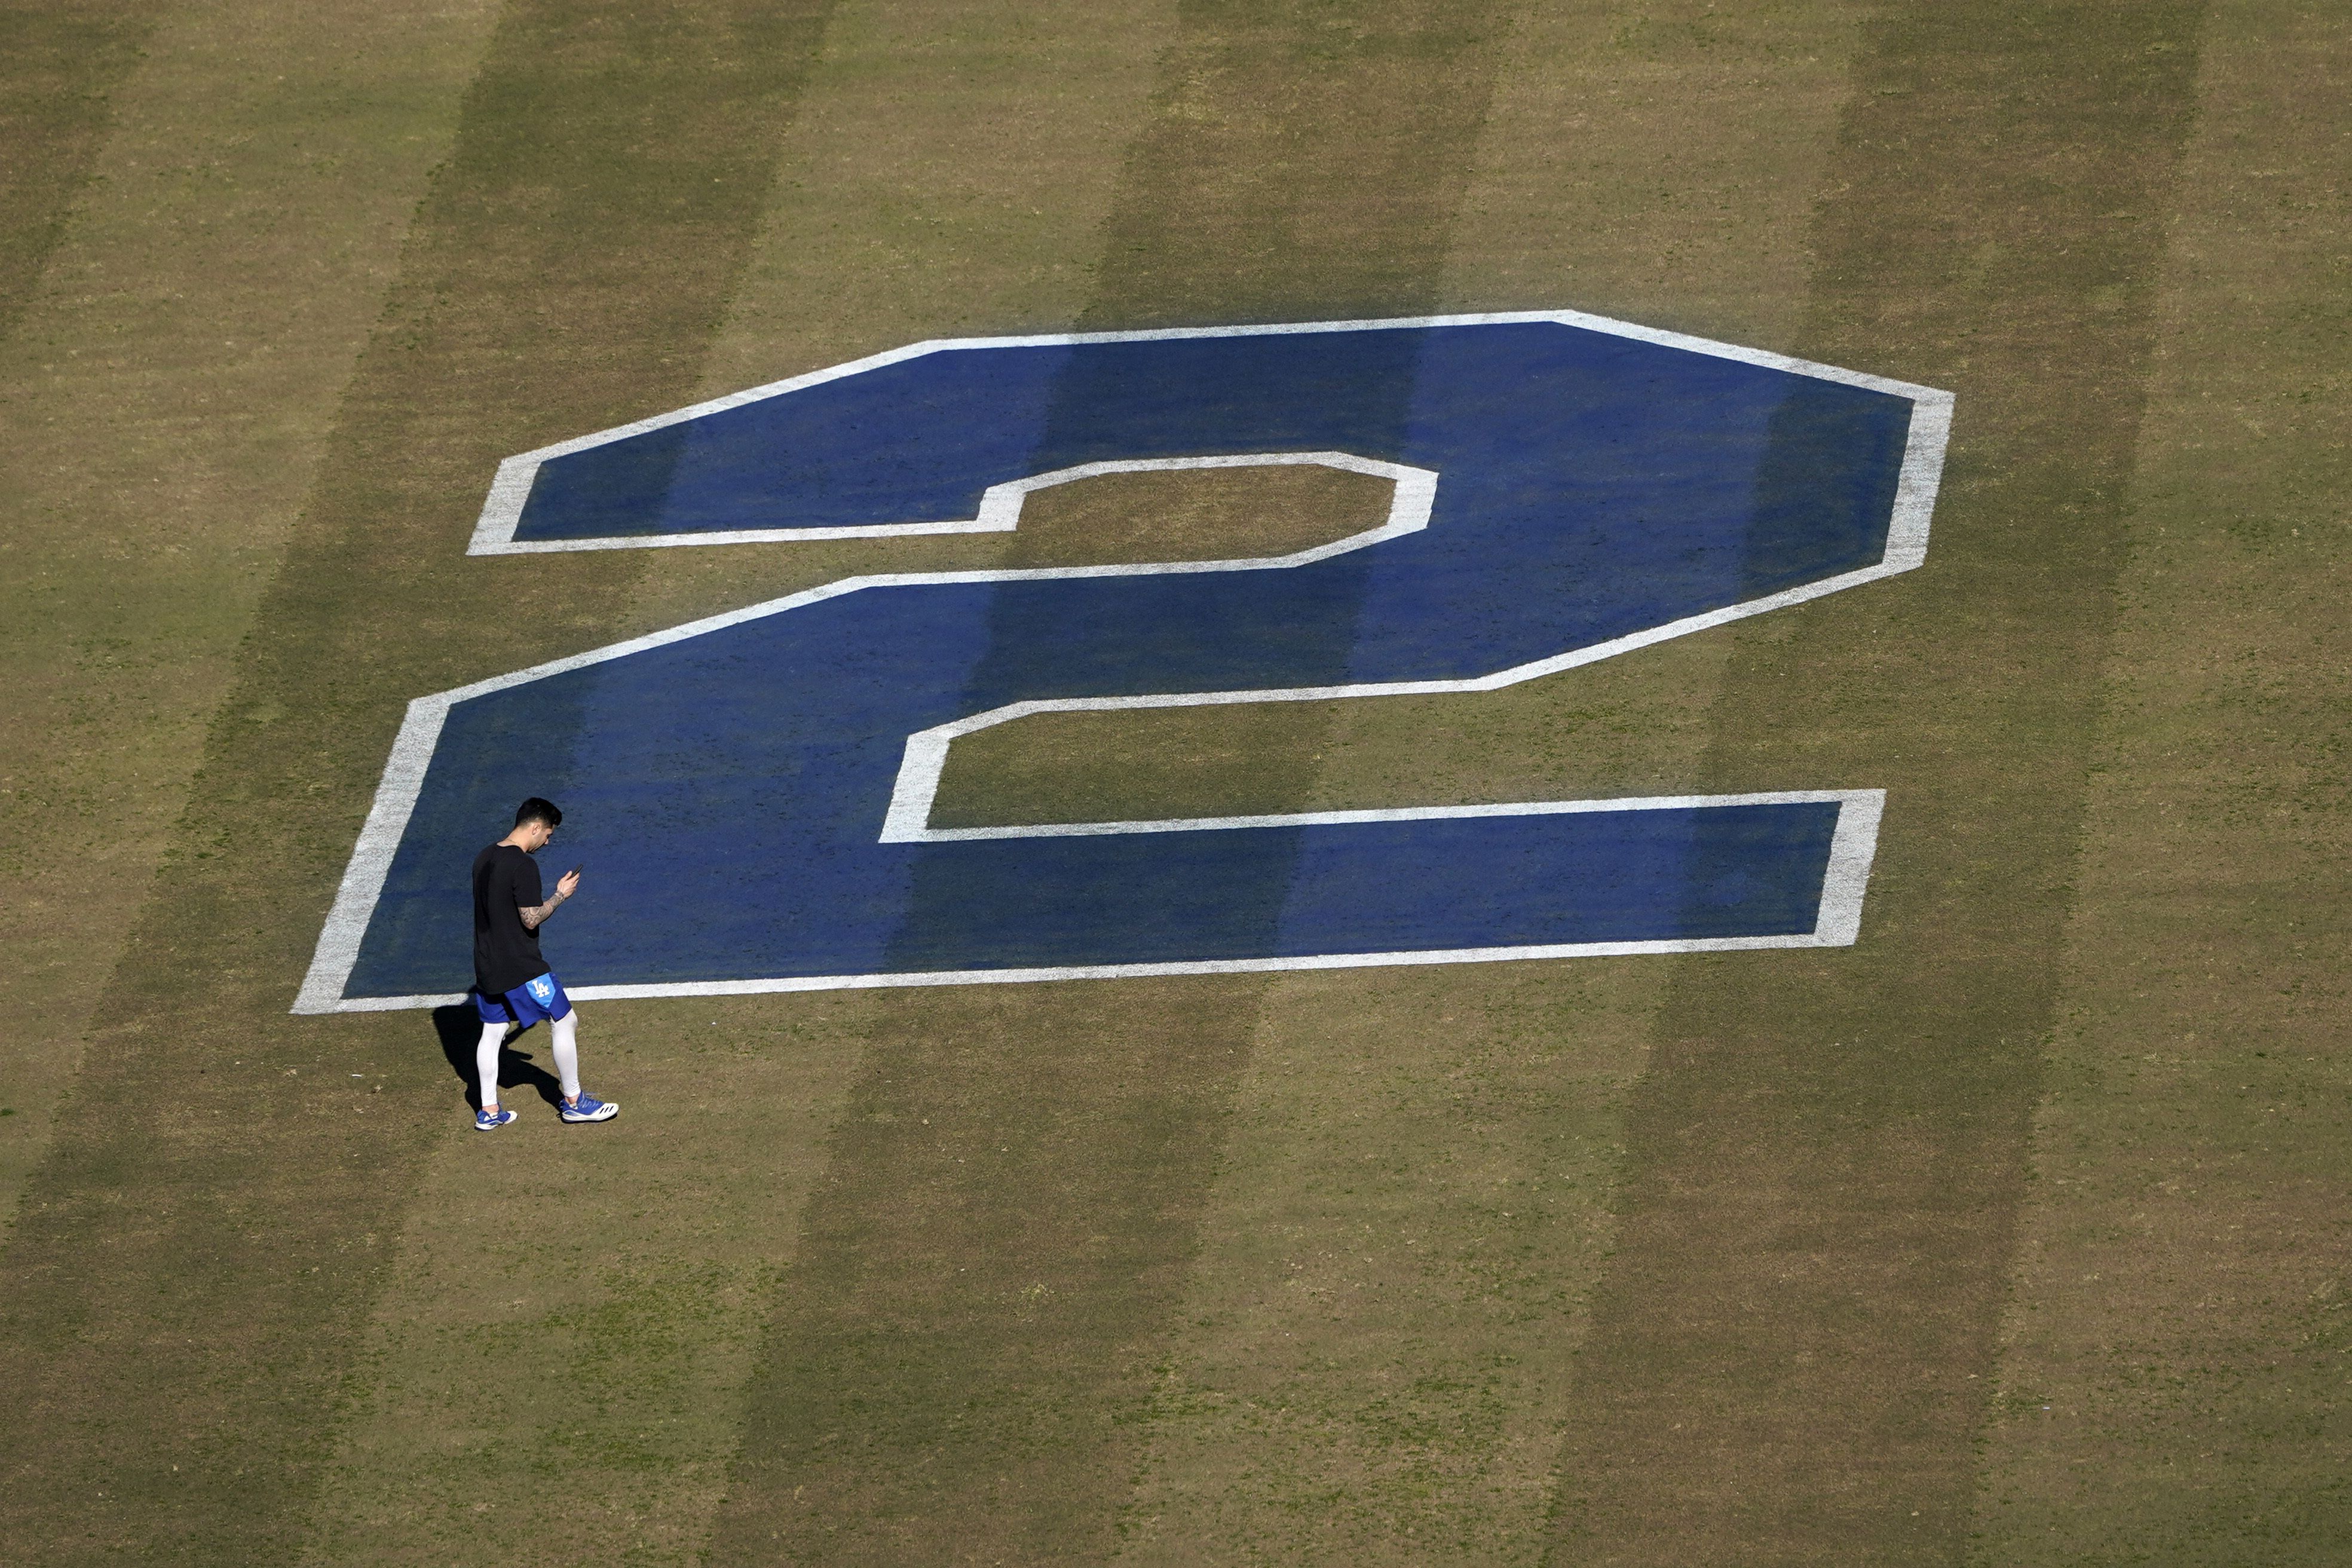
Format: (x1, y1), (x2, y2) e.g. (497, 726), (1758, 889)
(519, 892), (565, 930)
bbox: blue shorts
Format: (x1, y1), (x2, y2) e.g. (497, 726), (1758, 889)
(475, 971), (572, 1027)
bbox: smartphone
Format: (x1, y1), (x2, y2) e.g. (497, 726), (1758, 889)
(565, 864), (583, 880)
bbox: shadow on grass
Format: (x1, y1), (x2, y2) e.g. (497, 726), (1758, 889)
(430, 1002), (565, 1112)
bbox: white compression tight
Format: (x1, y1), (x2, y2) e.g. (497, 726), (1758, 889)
(476, 1010), (583, 1108)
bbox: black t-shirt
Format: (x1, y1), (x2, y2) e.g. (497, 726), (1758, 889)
(472, 843), (550, 995)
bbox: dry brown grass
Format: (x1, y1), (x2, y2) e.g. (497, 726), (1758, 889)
(1, 2), (2345, 1564)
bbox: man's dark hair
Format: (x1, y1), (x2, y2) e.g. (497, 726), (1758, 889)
(514, 797), (563, 829)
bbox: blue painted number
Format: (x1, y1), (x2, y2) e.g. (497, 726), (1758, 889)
(297, 314), (1948, 1011)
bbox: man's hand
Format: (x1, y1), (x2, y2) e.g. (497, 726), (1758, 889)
(520, 871), (578, 931)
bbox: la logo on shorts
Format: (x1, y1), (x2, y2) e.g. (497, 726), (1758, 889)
(526, 976), (555, 1006)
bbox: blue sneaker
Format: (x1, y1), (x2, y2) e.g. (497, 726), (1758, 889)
(474, 1107), (517, 1131)
(560, 1093), (618, 1124)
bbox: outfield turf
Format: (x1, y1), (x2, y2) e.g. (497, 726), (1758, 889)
(1, 2), (2345, 1564)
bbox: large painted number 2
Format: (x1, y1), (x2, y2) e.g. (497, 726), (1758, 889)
(295, 312), (1950, 1013)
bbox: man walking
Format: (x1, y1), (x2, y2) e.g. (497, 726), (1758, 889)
(470, 797), (618, 1129)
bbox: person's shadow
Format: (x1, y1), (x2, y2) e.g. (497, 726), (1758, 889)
(431, 1003), (566, 1112)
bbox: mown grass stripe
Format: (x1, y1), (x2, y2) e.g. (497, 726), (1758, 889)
(291, 5), (1190, 1560)
(702, 4), (1522, 1560)
(0, 4), (838, 1561)
(0, 0), (161, 345)
(1544, 3), (2212, 1562)
(0, 0), (503, 1255)
(1110, 5), (1883, 1557)
(0, 0), (167, 1220)
(1973, 1), (2352, 1555)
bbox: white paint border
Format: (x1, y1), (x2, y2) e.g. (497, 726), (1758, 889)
(313, 785), (1886, 1016)
(467, 308), (1949, 554)
(300, 310), (1949, 1014)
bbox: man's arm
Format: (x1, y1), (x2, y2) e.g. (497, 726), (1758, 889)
(518, 867), (581, 929)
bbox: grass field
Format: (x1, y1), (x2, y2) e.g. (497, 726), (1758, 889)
(1, 1), (2345, 1563)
